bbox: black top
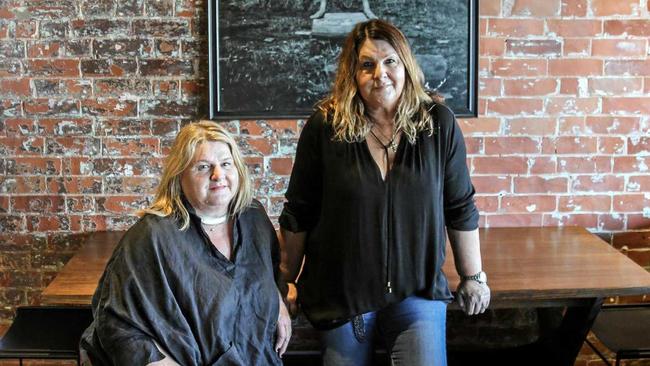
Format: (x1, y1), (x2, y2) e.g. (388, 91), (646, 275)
(80, 200), (282, 366)
(279, 103), (479, 329)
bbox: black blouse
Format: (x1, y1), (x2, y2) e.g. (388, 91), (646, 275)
(279, 103), (479, 329)
(80, 200), (282, 366)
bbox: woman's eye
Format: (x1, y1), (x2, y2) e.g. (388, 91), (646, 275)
(386, 58), (396, 65)
(361, 61), (374, 68)
(197, 164), (210, 171)
(221, 161), (232, 168)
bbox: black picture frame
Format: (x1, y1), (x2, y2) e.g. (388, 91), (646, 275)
(209, 1), (478, 119)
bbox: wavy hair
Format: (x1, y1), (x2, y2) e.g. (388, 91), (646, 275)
(320, 19), (438, 143)
(141, 120), (253, 230)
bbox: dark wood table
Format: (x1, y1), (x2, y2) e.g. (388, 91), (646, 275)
(42, 227), (650, 365)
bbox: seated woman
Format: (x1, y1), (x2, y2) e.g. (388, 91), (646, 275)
(80, 121), (291, 366)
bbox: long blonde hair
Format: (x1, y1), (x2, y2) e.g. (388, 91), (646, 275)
(142, 120), (253, 230)
(321, 19), (437, 143)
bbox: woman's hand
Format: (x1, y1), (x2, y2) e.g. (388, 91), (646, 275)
(275, 292), (292, 357)
(456, 280), (490, 315)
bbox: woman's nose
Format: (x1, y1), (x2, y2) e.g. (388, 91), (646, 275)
(210, 165), (223, 181)
(373, 64), (386, 80)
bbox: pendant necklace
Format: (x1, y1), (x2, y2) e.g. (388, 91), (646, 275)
(200, 215), (228, 232)
(369, 124), (399, 153)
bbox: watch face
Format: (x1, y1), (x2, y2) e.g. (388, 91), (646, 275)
(477, 271), (487, 283)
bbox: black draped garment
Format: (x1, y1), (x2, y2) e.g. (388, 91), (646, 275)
(80, 200), (282, 366)
(279, 103), (479, 330)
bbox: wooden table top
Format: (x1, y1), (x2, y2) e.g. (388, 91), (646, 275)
(41, 227), (650, 307)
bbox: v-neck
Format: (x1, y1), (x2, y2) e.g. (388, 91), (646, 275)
(362, 134), (404, 183)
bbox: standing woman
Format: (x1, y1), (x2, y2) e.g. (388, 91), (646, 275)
(80, 121), (291, 365)
(279, 19), (489, 366)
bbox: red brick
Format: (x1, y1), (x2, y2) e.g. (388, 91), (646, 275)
(269, 158), (293, 175)
(646, 77), (650, 94)
(238, 137), (276, 156)
(479, 18), (487, 36)
(140, 99), (197, 118)
(457, 117), (501, 134)
(26, 41), (61, 57)
(627, 215), (650, 230)
(2, 118), (37, 136)
(26, 59), (79, 77)
(0, 176), (45, 194)
(11, 196), (65, 213)
(545, 136), (597, 154)
(514, 176), (568, 193)
(38, 118), (93, 136)
(628, 137), (650, 155)
(545, 97), (599, 115)
(605, 20), (650, 36)
(66, 196), (95, 213)
(180, 80), (203, 98)
(71, 19), (129, 37)
(140, 59), (194, 76)
(504, 78), (558, 96)
(24, 99), (80, 117)
(93, 38), (153, 58)
(585, 116), (642, 134)
(614, 156), (650, 173)
(472, 157), (527, 174)
(81, 99), (137, 117)
(472, 176), (511, 194)
(487, 19), (545, 37)
(501, 195), (556, 213)
(561, 0), (587, 16)
(244, 157), (264, 177)
(549, 59), (602, 76)
(6, 157), (62, 175)
(240, 120), (299, 138)
(96, 196), (151, 214)
(589, 77), (643, 95)
(592, 39), (646, 57)
(0, 79), (30, 97)
(571, 175), (625, 192)
(598, 137), (625, 154)
(102, 137), (160, 156)
(560, 78), (579, 95)
(104, 177), (159, 195)
(46, 177), (102, 194)
(479, 37), (505, 56)
(598, 214), (625, 231)
(505, 39), (561, 56)
(486, 214), (543, 227)
(563, 38), (591, 56)
(603, 97), (650, 115)
(155, 39), (180, 56)
(543, 213), (599, 228)
(132, 19), (189, 37)
(464, 137), (482, 154)
(46, 137), (101, 156)
(627, 175), (650, 192)
(559, 195), (611, 212)
(613, 194), (650, 212)
(0, 215), (25, 232)
(591, 0), (638, 16)
(487, 98), (544, 115)
(95, 79), (150, 97)
(0, 137), (44, 155)
(485, 137), (541, 154)
(478, 78), (502, 96)
(480, 0), (501, 16)
(558, 156), (611, 174)
(604, 60), (650, 76)
(474, 196), (499, 213)
(15, 20), (37, 38)
(529, 156), (557, 174)
(151, 80), (179, 98)
(0, 60), (21, 77)
(26, 214), (81, 232)
(506, 118), (557, 135)
(81, 59), (137, 77)
(510, 0), (560, 16)
(547, 20), (602, 37)
(491, 58), (547, 77)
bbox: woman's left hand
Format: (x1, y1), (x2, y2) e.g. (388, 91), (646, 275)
(456, 280), (490, 315)
(275, 293), (292, 357)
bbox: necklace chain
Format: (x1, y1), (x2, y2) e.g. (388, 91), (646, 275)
(369, 124), (398, 153)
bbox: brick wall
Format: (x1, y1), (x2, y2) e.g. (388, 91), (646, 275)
(0, 0), (649, 363)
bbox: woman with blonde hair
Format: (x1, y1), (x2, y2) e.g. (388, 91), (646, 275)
(279, 19), (489, 365)
(81, 121), (291, 366)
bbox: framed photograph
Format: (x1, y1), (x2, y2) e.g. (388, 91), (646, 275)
(209, 0), (478, 119)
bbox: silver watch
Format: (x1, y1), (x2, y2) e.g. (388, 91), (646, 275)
(461, 271), (487, 284)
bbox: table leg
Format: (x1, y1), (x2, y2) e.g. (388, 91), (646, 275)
(537, 297), (604, 366)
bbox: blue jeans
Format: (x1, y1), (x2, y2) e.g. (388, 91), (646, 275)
(320, 296), (448, 366)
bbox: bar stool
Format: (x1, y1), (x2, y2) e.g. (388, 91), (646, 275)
(0, 306), (93, 366)
(585, 304), (650, 366)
